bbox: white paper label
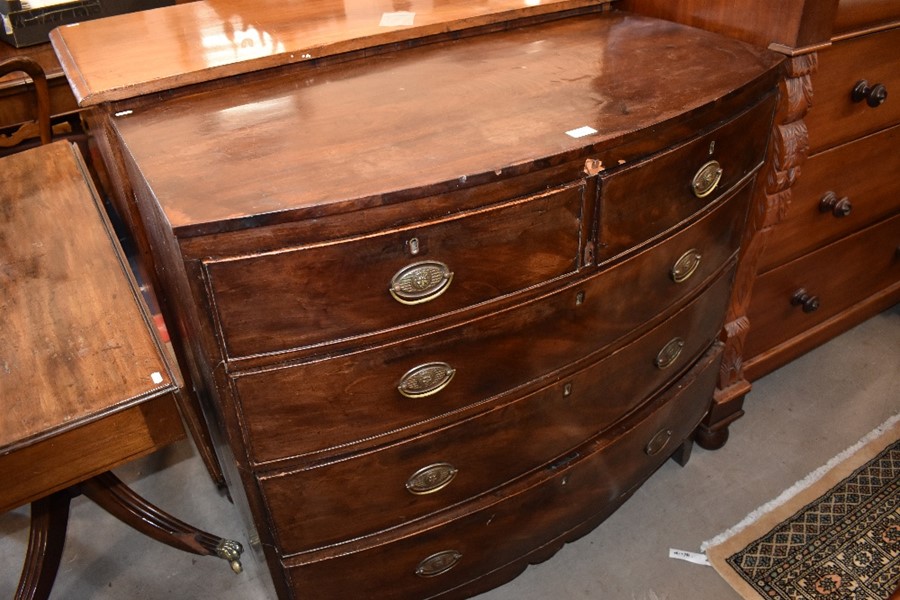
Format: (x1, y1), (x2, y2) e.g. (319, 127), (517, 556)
(150, 372), (164, 384)
(21, 0), (74, 9)
(668, 548), (711, 566)
(565, 126), (598, 139)
(380, 11), (415, 27)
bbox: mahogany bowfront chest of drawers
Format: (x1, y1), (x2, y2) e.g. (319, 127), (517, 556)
(50, 2), (784, 597)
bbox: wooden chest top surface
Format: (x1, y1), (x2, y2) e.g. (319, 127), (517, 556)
(109, 12), (782, 237)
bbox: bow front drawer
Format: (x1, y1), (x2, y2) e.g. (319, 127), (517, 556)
(203, 183), (585, 359)
(596, 94), (774, 260)
(257, 275), (730, 553)
(230, 182), (750, 465)
(277, 345), (721, 600)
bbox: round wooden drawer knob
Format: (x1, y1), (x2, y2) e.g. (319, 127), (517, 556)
(791, 288), (820, 313)
(819, 191), (852, 218)
(851, 80), (888, 108)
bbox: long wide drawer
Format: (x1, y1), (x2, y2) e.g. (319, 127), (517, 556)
(257, 274), (729, 553)
(203, 182), (584, 359)
(230, 183), (750, 465)
(277, 346), (721, 600)
(746, 212), (900, 359)
(596, 94), (772, 260)
(806, 26), (900, 153)
(760, 122), (900, 271)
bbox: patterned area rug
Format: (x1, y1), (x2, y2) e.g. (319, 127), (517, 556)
(705, 415), (900, 600)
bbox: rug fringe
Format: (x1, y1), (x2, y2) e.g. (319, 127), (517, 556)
(700, 412), (900, 553)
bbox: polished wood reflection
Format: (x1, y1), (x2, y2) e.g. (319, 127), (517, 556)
(107, 12), (782, 236)
(51, 0), (608, 106)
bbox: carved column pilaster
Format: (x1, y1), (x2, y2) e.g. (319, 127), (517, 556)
(696, 54), (817, 449)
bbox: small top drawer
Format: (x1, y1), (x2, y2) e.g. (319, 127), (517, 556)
(806, 26), (900, 153)
(203, 183), (584, 359)
(596, 94), (774, 260)
(834, 0), (900, 35)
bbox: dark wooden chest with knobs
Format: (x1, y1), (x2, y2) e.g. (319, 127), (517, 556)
(622, 0), (900, 447)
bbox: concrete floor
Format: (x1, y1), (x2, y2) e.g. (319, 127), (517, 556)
(2, 304), (898, 600)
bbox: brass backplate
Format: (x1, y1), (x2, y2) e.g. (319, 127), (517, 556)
(691, 160), (723, 198)
(389, 260), (453, 305)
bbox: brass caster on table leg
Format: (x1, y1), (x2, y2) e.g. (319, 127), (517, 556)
(216, 539), (244, 574)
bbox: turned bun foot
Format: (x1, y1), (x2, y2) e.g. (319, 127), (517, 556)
(695, 424), (730, 450)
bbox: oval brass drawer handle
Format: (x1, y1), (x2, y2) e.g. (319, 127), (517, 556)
(671, 249), (702, 283)
(646, 428), (673, 456)
(692, 160), (723, 198)
(389, 260), (453, 305)
(416, 550), (462, 578)
(655, 337), (685, 370)
(398, 362), (456, 399)
(406, 462), (458, 495)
